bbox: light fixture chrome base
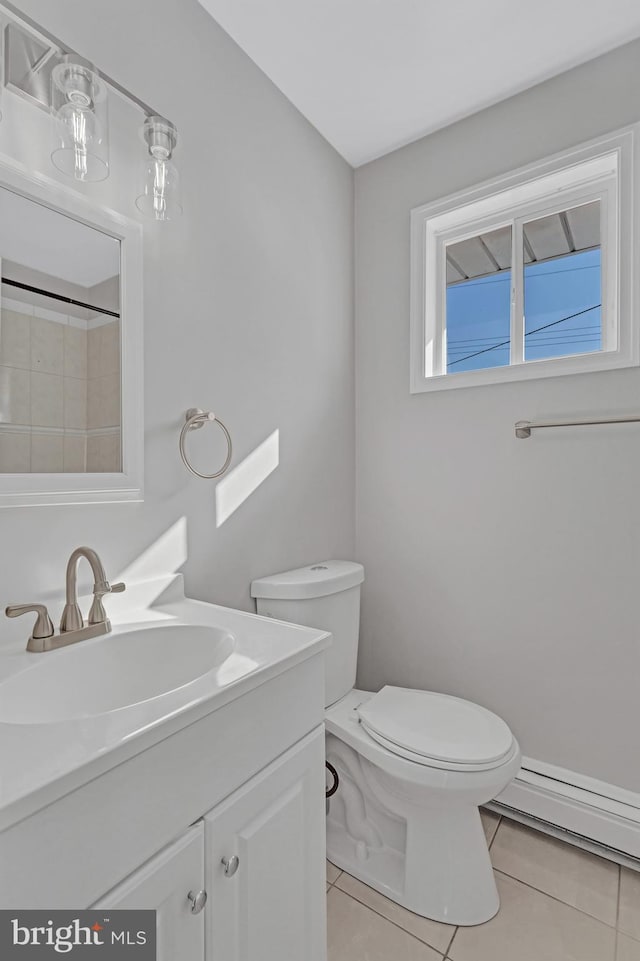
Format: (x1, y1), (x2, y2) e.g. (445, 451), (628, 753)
(51, 53), (102, 108)
(3, 20), (59, 112)
(143, 115), (178, 160)
(1, 4), (157, 117)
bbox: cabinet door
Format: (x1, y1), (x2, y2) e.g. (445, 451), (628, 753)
(205, 726), (326, 961)
(94, 823), (205, 961)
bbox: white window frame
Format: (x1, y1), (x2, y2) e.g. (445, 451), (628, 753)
(409, 126), (640, 392)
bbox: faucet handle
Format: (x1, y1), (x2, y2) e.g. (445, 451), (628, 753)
(88, 580), (126, 625)
(5, 604), (55, 640)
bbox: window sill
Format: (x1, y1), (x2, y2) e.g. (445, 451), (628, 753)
(410, 349), (639, 393)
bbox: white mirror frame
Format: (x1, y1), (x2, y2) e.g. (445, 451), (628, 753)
(0, 157), (143, 507)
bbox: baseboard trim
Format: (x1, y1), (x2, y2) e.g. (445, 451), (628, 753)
(493, 757), (640, 863)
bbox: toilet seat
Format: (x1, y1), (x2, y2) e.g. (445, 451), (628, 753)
(357, 686), (515, 771)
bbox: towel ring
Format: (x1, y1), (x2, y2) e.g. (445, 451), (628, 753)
(179, 408), (233, 480)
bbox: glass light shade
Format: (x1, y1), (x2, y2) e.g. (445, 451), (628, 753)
(50, 56), (109, 182)
(135, 157), (182, 221)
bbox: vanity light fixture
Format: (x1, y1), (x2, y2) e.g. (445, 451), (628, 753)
(50, 55), (109, 182)
(1, 5), (181, 218)
(135, 115), (182, 221)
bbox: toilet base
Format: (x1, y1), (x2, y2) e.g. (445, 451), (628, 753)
(327, 786), (499, 926)
(326, 721), (520, 926)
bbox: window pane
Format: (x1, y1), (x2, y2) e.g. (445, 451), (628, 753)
(446, 226), (512, 373)
(524, 201), (601, 361)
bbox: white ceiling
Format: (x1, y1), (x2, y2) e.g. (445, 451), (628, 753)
(198, 0), (640, 166)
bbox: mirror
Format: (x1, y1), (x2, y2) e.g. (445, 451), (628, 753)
(0, 185), (121, 473)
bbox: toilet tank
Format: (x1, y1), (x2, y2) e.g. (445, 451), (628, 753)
(251, 561), (365, 707)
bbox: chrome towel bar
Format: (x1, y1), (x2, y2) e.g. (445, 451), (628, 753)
(179, 408), (233, 479)
(515, 414), (640, 439)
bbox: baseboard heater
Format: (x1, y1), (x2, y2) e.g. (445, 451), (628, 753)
(489, 757), (640, 868)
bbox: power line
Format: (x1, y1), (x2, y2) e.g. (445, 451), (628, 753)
(448, 322), (599, 346)
(447, 304), (601, 369)
(525, 335), (601, 345)
(448, 330), (601, 353)
(448, 341), (598, 354)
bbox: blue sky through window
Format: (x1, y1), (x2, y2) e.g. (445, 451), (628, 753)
(524, 249), (601, 361)
(446, 248), (601, 373)
(446, 270), (511, 372)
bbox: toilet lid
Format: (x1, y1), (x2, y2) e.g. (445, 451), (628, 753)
(357, 686), (514, 766)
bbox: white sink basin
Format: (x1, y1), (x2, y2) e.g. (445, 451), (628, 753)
(0, 576), (331, 825)
(0, 624), (235, 724)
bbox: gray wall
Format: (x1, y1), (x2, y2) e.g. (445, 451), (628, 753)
(0, 0), (354, 644)
(355, 39), (640, 793)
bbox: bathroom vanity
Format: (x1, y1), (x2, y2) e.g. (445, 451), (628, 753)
(0, 575), (329, 961)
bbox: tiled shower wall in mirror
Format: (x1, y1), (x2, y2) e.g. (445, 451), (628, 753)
(0, 282), (121, 473)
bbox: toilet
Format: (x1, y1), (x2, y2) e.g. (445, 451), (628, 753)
(251, 560), (521, 926)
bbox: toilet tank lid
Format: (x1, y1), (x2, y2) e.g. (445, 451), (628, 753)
(251, 561), (364, 600)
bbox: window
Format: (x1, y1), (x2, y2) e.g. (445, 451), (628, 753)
(410, 128), (638, 392)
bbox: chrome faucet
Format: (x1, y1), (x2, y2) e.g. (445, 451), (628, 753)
(60, 547), (125, 633)
(5, 547), (125, 653)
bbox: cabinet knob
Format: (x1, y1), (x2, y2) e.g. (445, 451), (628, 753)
(187, 889), (207, 914)
(221, 854), (240, 877)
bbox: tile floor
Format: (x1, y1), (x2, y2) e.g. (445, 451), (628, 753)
(326, 811), (640, 961)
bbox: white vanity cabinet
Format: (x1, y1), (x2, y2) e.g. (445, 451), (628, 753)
(0, 615), (329, 961)
(94, 823), (206, 961)
(89, 729), (326, 961)
(205, 730), (326, 961)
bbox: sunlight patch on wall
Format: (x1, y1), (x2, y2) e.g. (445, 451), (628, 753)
(118, 516), (189, 581)
(216, 429), (279, 527)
